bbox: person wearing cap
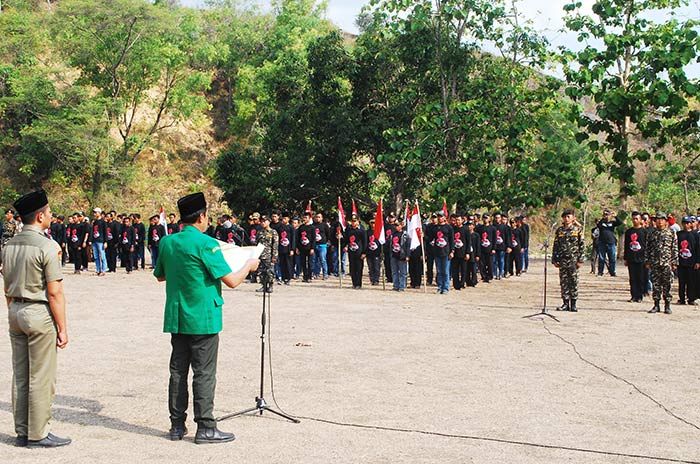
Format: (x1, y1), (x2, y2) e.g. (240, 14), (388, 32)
(675, 216), (699, 306)
(623, 212), (648, 303)
(154, 192), (259, 444)
(596, 209), (622, 277)
(552, 208), (584, 312)
(255, 215), (278, 293)
(90, 208), (108, 276)
(644, 212), (678, 314)
(2, 190), (71, 448)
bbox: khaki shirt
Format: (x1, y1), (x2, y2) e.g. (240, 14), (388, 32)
(1, 224), (63, 303)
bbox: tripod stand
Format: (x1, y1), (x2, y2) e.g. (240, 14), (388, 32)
(217, 274), (300, 424)
(524, 236), (559, 322)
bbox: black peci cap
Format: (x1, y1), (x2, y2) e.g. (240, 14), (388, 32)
(562, 208), (575, 217)
(13, 189), (48, 217)
(178, 192), (206, 218)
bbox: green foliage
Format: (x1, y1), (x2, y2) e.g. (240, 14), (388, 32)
(561, 0), (700, 197)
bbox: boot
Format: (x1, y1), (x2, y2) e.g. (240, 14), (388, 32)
(648, 301), (660, 313)
(664, 301), (672, 314)
(569, 299), (578, 312)
(169, 423), (188, 441)
(557, 299), (569, 311)
(194, 426), (235, 445)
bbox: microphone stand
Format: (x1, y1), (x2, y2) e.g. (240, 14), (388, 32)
(217, 272), (300, 424)
(524, 224), (559, 322)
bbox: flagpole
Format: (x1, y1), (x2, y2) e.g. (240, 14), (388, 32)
(416, 200), (428, 294)
(338, 233), (343, 289)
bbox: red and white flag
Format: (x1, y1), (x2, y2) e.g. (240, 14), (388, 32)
(337, 197), (347, 232)
(442, 198), (449, 218)
(373, 199), (385, 244)
(159, 206), (168, 235)
(408, 202), (423, 250)
(305, 200), (312, 214)
(351, 199), (358, 216)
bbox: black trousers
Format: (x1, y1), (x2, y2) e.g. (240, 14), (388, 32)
(121, 248), (133, 272)
(81, 246), (89, 269)
(426, 253), (435, 285)
(69, 246), (81, 272)
(349, 252), (364, 287)
(279, 253), (293, 282)
(466, 259), (479, 286)
(169, 333), (219, 428)
(367, 255), (381, 284)
(136, 243), (145, 269)
(678, 266), (697, 302)
(409, 254), (423, 288)
(628, 261), (645, 301)
(451, 257), (466, 289)
(383, 250), (393, 283)
(107, 244), (118, 272)
(511, 250), (523, 274)
(480, 251), (493, 282)
(300, 250), (313, 281)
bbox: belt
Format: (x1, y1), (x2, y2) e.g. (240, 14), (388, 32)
(10, 297), (46, 304)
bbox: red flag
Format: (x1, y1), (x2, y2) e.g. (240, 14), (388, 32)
(337, 197), (347, 231)
(408, 201), (423, 250)
(373, 199), (385, 244)
(351, 199), (358, 216)
(442, 198), (449, 217)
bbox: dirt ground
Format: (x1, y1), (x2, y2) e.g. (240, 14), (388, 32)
(1, 259), (699, 464)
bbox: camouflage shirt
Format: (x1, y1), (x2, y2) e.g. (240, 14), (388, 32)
(258, 227), (278, 263)
(1, 219), (18, 248)
(644, 227), (678, 267)
(552, 225), (584, 265)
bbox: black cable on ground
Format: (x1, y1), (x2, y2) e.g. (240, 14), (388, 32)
(262, 291), (699, 464)
(541, 320), (700, 432)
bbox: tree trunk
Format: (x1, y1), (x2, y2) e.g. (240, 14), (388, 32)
(683, 174), (689, 214)
(91, 150), (104, 203)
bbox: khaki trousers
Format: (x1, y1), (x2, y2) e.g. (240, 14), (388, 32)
(8, 301), (57, 440)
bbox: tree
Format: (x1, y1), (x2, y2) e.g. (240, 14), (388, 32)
(561, 0), (700, 199)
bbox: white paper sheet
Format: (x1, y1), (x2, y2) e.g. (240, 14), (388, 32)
(219, 242), (264, 273)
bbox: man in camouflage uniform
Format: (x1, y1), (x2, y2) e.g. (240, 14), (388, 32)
(2, 208), (19, 250)
(552, 209), (584, 312)
(644, 212), (678, 314)
(256, 215), (278, 293)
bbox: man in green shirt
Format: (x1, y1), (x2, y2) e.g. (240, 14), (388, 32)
(154, 192), (258, 444)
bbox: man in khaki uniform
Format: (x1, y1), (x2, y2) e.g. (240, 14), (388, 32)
(1, 190), (71, 448)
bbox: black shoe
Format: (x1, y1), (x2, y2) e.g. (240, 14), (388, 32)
(557, 300), (569, 311)
(15, 435), (27, 447)
(648, 302), (661, 313)
(677, 299), (686, 305)
(664, 302), (672, 314)
(27, 433), (72, 448)
(194, 426), (235, 445)
(570, 299), (578, 312)
(169, 424), (188, 441)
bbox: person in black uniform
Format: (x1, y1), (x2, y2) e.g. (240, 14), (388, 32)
(424, 213), (437, 285)
(507, 218), (523, 276)
(105, 212), (120, 273)
(67, 213), (85, 274)
(451, 214), (468, 290)
(277, 212), (295, 285)
(148, 215), (166, 269)
(408, 236), (423, 289)
(50, 215), (67, 267)
(343, 214), (366, 289)
(295, 212), (316, 282)
(167, 213), (179, 235)
(312, 212), (331, 280)
(383, 213), (397, 283)
(465, 221), (480, 287)
(365, 218), (382, 285)
(120, 216), (135, 274)
(476, 214), (495, 283)
(433, 211), (454, 294)
(623, 211), (647, 303)
(132, 214), (146, 270)
(677, 216), (699, 305)
(75, 212), (89, 271)
(492, 213), (507, 280)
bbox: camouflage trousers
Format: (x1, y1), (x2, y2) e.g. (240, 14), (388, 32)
(558, 264), (579, 300)
(651, 264), (673, 303)
(257, 259), (275, 284)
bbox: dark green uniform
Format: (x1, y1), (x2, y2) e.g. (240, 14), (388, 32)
(154, 225), (232, 429)
(552, 224), (584, 305)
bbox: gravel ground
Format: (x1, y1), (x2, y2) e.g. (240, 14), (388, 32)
(1, 260), (699, 464)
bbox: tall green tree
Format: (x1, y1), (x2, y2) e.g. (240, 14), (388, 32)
(561, 0), (700, 199)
